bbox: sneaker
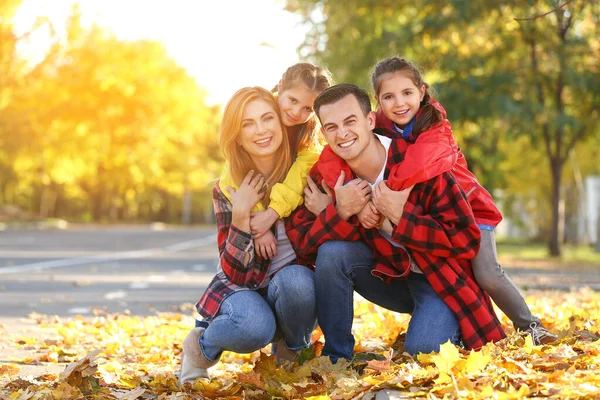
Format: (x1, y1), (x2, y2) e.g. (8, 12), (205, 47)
(526, 322), (558, 345)
(178, 327), (218, 386)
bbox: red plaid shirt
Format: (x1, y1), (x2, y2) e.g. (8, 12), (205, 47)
(196, 184), (312, 319)
(286, 136), (505, 349)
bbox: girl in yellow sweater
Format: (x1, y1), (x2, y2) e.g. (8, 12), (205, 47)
(219, 63), (333, 259)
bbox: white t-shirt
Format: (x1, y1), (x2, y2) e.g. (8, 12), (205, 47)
(370, 134), (421, 274)
(259, 220), (297, 288)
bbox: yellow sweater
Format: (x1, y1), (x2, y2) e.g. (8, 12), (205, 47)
(219, 145), (321, 216)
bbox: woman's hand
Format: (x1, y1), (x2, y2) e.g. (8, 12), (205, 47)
(254, 229), (277, 260)
(304, 176), (334, 216)
(226, 170), (267, 231)
(250, 208), (279, 239)
(372, 181), (413, 225)
(357, 200), (384, 229)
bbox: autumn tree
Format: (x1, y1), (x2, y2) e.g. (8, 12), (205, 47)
(287, 0), (600, 256)
(3, 6), (222, 222)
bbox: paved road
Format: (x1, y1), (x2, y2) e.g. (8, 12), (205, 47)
(0, 226), (218, 318)
(1, 226), (599, 319)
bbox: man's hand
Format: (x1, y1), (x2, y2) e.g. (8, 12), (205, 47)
(254, 229), (277, 259)
(334, 171), (372, 220)
(372, 181), (413, 225)
(304, 176), (334, 216)
(357, 200), (384, 229)
(250, 208), (279, 239)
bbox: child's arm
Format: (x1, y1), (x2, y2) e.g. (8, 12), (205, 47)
(250, 147), (320, 236)
(387, 120), (458, 191)
(270, 147), (320, 217)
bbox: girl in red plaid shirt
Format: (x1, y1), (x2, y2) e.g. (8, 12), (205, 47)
(179, 87), (317, 385)
(367, 56), (556, 345)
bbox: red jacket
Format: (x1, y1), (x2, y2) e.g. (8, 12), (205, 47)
(286, 136), (505, 349)
(375, 99), (502, 227)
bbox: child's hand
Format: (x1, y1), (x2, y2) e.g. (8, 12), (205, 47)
(254, 229), (277, 260)
(334, 171), (372, 220)
(304, 176), (334, 216)
(250, 208), (279, 239)
(357, 201), (384, 229)
(372, 181), (414, 225)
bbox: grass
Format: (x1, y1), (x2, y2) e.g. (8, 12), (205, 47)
(496, 239), (600, 266)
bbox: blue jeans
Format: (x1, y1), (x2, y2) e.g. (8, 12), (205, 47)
(198, 264), (316, 362)
(315, 241), (461, 362)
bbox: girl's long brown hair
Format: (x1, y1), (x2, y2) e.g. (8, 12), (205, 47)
(220, 87), (292, 206)
(371, 56), (442, 136)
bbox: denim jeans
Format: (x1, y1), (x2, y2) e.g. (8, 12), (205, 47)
(315, 241), (462, 362)
(198, 264), (316, 362)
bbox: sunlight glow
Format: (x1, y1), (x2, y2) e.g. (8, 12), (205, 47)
(14, 0), (308, 105)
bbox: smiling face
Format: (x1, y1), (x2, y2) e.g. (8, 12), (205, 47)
(237, 99), (284, 164)
(377, 72), (425, 127)
(277, 84), (320, 127)
(319, 94), (376, 162)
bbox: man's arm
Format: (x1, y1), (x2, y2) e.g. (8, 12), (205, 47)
(390, 172), (481, 260)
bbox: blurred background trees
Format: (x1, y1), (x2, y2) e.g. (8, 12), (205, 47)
(286, 0), (600, 256)
(0, 1), (222, 224)
(0, 0), (598, 256)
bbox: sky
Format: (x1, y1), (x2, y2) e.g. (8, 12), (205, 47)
(14, 0), (309, 105)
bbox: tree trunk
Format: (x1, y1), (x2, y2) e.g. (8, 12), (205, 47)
(549, 159), (563, 257)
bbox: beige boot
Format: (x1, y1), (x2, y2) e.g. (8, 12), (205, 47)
(274, 338), (298, 365)
(178, 327), (218, 386)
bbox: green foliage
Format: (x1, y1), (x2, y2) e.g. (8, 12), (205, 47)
(288, 0), (600, 251)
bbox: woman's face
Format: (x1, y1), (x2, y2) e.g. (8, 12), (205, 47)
(237, 99), (284, 161)
(277, 84), (320, 127)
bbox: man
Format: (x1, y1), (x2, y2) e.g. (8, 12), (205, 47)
(286, 84), (505, 362)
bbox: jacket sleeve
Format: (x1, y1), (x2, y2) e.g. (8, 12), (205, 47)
(213, 184), (260, 286)
(390, 172), (481, 260)
(285, 169), (361, 262)
(387, 120), (458, 191)
(269, 147), (320, 218)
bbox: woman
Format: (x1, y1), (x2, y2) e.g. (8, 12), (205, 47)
(179, 87), (317, 385)
(220, 63), (333, 259)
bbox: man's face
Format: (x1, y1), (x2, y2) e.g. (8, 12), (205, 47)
(319, 94), (376, 162)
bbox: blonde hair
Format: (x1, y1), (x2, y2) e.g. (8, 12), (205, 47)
(220, 87), (292, 205)
(275, 63), (333, 155)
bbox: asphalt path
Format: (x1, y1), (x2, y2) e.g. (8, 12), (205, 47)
(0, 226), (218, 318)
(1, 226), (599, 320)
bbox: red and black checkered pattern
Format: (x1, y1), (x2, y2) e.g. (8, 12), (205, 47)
(287, 137), (505, 349)
(196, 184), (313, 319)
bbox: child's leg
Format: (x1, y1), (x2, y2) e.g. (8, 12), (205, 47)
(472, 230), (540, 331)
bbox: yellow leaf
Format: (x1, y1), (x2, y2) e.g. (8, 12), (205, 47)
(432, 341), (461, 373)
(306, 396), (330, 400)
(523, 333), (534, 353)
(464, 349), (491, 374)
(434, 371), (452, 385)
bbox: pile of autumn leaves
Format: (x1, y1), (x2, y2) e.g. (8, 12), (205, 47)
(2, 289), (600, 399)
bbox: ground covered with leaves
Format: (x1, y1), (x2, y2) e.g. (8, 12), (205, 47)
(1, 288), (600, 399)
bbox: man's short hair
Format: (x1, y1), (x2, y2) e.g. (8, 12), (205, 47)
(314, 83), (372, 120)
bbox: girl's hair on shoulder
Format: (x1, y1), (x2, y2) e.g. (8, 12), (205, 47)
(370, 56), (443, 136)
(276, 63), (334, 155)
